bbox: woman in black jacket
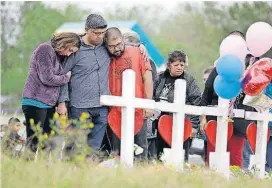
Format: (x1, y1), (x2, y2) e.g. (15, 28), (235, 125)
(153, 50), (202, 161)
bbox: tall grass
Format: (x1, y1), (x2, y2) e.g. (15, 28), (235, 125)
(2, 113), (272, 188)
(2, 155), (272, 188)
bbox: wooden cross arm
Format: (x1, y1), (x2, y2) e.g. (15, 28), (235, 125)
(134, 98), (155, 109)
(245, 111), (272, 121)
(100, 95), (127, 107)
(155, 103), (245, 118)
(100, 95), (155, 109)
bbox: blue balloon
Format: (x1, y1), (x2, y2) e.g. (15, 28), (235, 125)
(216, 54), (244, 81)
(214, 75), (241, 99)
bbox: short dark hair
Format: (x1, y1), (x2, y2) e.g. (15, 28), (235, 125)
(8, 117), (20, 126)
(168, 50), (187, 64)
(229, 30), (245, 39)
(104, 27), (122, 43)
(245, 54), (260, 68)
(85, 14), (107, 30)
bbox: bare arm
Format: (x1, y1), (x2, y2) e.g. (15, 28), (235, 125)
(143, 70), (153, 99)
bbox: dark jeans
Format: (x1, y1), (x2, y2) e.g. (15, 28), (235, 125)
(69, 106), (108, 150)
(243, 137), (272, 172)
(243, 139), (253, 170)
(111, 120), (148, 161)
(22, 105), (55, 152)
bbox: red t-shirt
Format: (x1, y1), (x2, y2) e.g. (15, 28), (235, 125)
(108, 46), (152, 138)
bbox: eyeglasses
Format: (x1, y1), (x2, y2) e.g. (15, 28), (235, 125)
(90, 30), (106, 36)
(107, 41), (124, 50)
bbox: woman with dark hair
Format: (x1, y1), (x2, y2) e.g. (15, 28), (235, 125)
(200, 31), (257, 168)
(153, 50), (202, 161)
(22, 32), (81, 152)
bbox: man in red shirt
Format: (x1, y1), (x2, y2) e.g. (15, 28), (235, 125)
(104, 27), (153, 160)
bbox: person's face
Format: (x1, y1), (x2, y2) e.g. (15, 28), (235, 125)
(167, 61), (185, 77)
(12, 122), (21, 132)
(203, 73), (210, 84)
(58, 45), (79, 56)
(85, 28), (107, 46)
(106, 37), (125, 57)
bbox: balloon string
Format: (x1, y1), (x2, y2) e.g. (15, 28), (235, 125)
(227, 99), (236, 121)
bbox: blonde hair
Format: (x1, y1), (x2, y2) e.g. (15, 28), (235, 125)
(51, 32), (81, 52)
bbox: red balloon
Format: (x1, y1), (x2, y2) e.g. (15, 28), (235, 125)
(158, 115), (192, 147)
(242, 58), (272, 96)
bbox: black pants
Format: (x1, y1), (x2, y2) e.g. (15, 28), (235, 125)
(148, 138), (157, 160)
(22, 105), (55, 152)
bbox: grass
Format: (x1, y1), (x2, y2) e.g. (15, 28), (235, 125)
(1, 114), (272, 188)
(2, 154), (272, 188)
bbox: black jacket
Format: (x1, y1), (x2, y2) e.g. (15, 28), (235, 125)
(153, 70), (202, 129)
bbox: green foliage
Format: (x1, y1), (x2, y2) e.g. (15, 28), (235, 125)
(1, 2), (272, 94)
(1, 2), (87, 95)
(1, 112), (95, 162)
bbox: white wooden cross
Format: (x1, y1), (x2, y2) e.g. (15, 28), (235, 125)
(207, 98), (244, 178)
(100, 69), (155, 168)
(155, 82), (244, 177)
(100, 69), (244, 178)
(245, 110), (272, 179)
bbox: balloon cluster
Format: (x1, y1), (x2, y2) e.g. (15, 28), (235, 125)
(242, 22), (272, 97)
(214, 21), (272, 100)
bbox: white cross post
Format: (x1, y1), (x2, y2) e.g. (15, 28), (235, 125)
(185, 97), (245, 178)
(245, 110), (272, 179)
(155, 79), (186, 170)
(208, 98), (237, 178)
(101, 69), (244, 177)
(154, 80), (244, 176)
(100, 69), (154, 168)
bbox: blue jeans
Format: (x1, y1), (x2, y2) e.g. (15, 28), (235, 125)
(243, 139), (254, 170)
(266, 137), (272, 172)
(69, 106), (108, 150)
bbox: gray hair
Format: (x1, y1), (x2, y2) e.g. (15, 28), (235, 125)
(122, 30), (140, 43)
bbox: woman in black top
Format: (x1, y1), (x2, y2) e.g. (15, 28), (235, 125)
(153, 50), (202, 161)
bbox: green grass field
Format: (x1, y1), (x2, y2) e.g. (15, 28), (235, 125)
(2, 155), (272, 188)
